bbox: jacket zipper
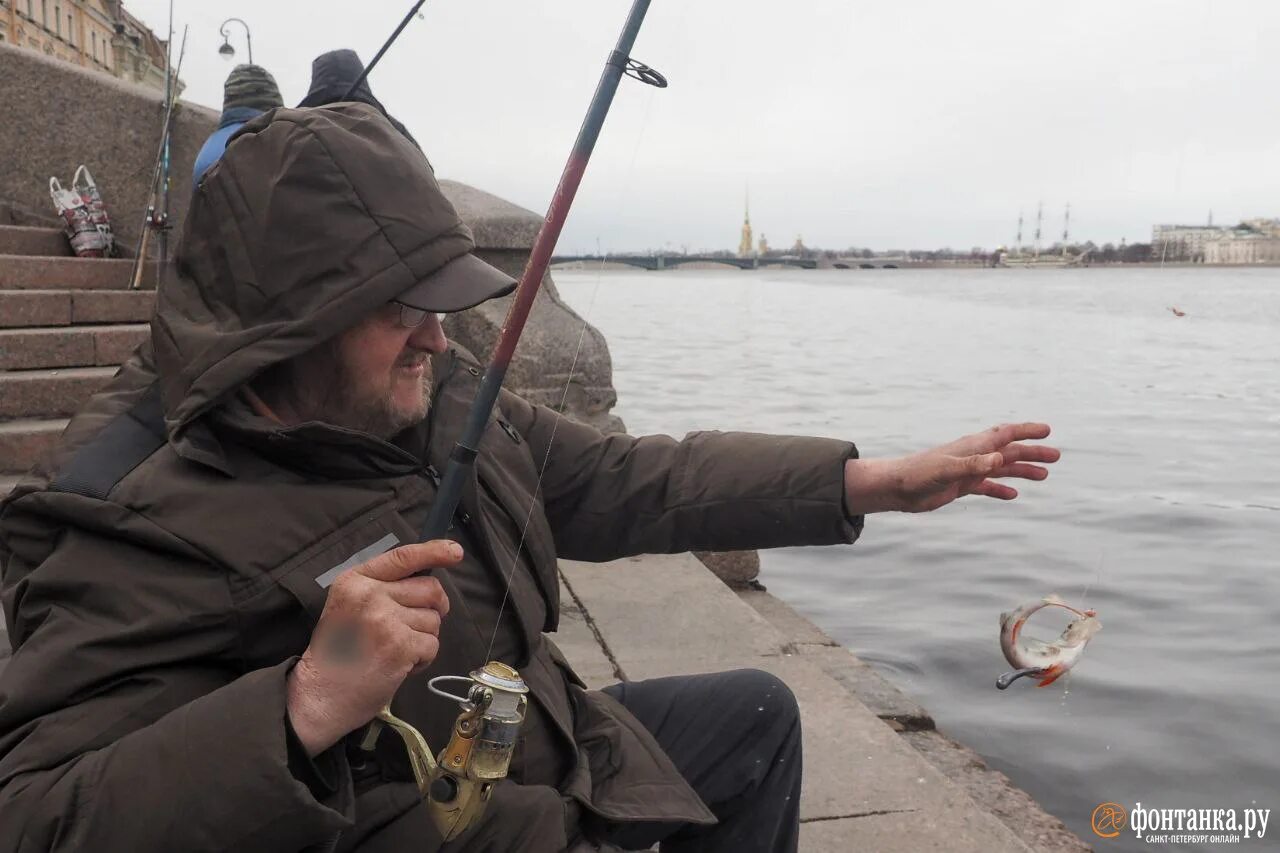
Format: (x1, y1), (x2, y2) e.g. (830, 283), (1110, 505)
(418, 350), (473, 525)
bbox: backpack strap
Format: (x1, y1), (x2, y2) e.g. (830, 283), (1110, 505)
(52, 384), (167, 500)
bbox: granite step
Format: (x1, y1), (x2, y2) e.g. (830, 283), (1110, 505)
(0, 255), (153, 290)
(0, 324), (148, 370)
(0, 199), (59, 229)
(0, 289), (156, 328)
(0, 475), (19, 500)
(0, 366), (117, 419)
(559, 554), (1040, 852)
(0, 418), (66, 473)
(0, 226), (71, 257)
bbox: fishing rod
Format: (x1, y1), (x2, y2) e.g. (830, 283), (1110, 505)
(342, 0), (429, 100)
(156, 2), (178, 289)
(419, 0), (666, 542)
(355, 1), (667, 840)
(154, 0), (177, 289)
(128, 0), (173, 289)
(129, 24), (188, 290)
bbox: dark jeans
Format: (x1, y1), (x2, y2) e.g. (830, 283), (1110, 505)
(596, 669), (803, 853)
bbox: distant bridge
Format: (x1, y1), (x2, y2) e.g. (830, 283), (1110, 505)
(549, 254), (818, 271)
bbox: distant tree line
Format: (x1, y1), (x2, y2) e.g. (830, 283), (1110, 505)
(628, 241), (1157, 263)
(1064, 241), (1154, 263)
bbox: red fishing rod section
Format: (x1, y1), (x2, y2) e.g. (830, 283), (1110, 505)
(419, 0), (667, 542)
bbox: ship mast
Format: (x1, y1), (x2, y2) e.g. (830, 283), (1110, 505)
(1016, 210), (1023, 254)
(1033, 202), (1043, 259)
(1062, 202), (1070, 256)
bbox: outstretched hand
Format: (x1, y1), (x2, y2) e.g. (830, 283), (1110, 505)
(844, 423), (1060, 514)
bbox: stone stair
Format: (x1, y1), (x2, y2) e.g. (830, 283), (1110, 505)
(0, 225), (154, 496)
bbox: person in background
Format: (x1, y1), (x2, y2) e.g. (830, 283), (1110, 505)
(298, 49), (423, 154)
(192, 64), (284, 184)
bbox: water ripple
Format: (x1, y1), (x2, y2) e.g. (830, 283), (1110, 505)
(557, 268), (1280, 850)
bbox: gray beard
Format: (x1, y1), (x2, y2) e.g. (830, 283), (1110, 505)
(278, 342), (434, 440)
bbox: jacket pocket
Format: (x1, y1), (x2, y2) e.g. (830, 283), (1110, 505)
(273, 505), (406, 619)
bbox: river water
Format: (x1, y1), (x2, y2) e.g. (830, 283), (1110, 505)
(555, 266), (1279, 851)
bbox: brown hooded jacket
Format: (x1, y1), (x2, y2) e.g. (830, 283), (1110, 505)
(0, 104), (862, 851)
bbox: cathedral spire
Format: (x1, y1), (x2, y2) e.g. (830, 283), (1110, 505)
(738, 186), (754, 257)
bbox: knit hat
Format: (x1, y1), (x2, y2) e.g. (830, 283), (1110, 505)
(222, 64), (284, 113)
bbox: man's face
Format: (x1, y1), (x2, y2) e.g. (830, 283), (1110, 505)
(284, 302), (450, 439)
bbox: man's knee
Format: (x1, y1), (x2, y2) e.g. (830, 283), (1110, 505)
(725, 668), (800, 735)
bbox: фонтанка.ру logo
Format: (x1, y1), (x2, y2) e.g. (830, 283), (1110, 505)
(1092, 801), (1271, 845)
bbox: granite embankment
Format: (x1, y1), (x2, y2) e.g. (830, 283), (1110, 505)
(557, 554), (1089, 852)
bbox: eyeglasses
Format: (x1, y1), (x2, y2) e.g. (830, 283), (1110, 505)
(393, 301), (432, 329)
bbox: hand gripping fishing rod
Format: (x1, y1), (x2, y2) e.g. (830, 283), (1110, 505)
(356, 0), (667, 842)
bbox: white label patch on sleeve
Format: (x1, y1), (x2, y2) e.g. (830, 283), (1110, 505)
(316, 533), (401, 588)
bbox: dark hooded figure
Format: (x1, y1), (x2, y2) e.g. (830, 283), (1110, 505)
(298, 49), (422, 152)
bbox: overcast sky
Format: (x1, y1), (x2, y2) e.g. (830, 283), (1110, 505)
(130, 0), (1280, 254)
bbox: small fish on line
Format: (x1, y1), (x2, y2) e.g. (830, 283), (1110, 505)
(1169, 306), (1187, 317)
(997, 595), (1100, 690)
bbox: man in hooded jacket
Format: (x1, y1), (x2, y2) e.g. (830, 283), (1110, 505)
(0, 104), (1059, 851)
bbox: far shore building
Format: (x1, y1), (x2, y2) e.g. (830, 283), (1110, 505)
(1240, 217), (1280, 236)
(1151, 224), (1228, 263)
(0, 0), (177, 92)
(1204, 231), (1280, 265)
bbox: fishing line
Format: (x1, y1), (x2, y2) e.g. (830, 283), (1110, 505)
(483, 0), (717, 666)
(422, 1), (672, 839)
(1042, 549), (1104, 703)
(482, 35), (669, 666)
(1078, 546), (1104, 609)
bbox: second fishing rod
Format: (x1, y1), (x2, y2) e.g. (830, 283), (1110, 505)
(130, 23), (188, 290)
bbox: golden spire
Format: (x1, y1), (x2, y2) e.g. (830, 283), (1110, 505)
(738, 187), (754, 258)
